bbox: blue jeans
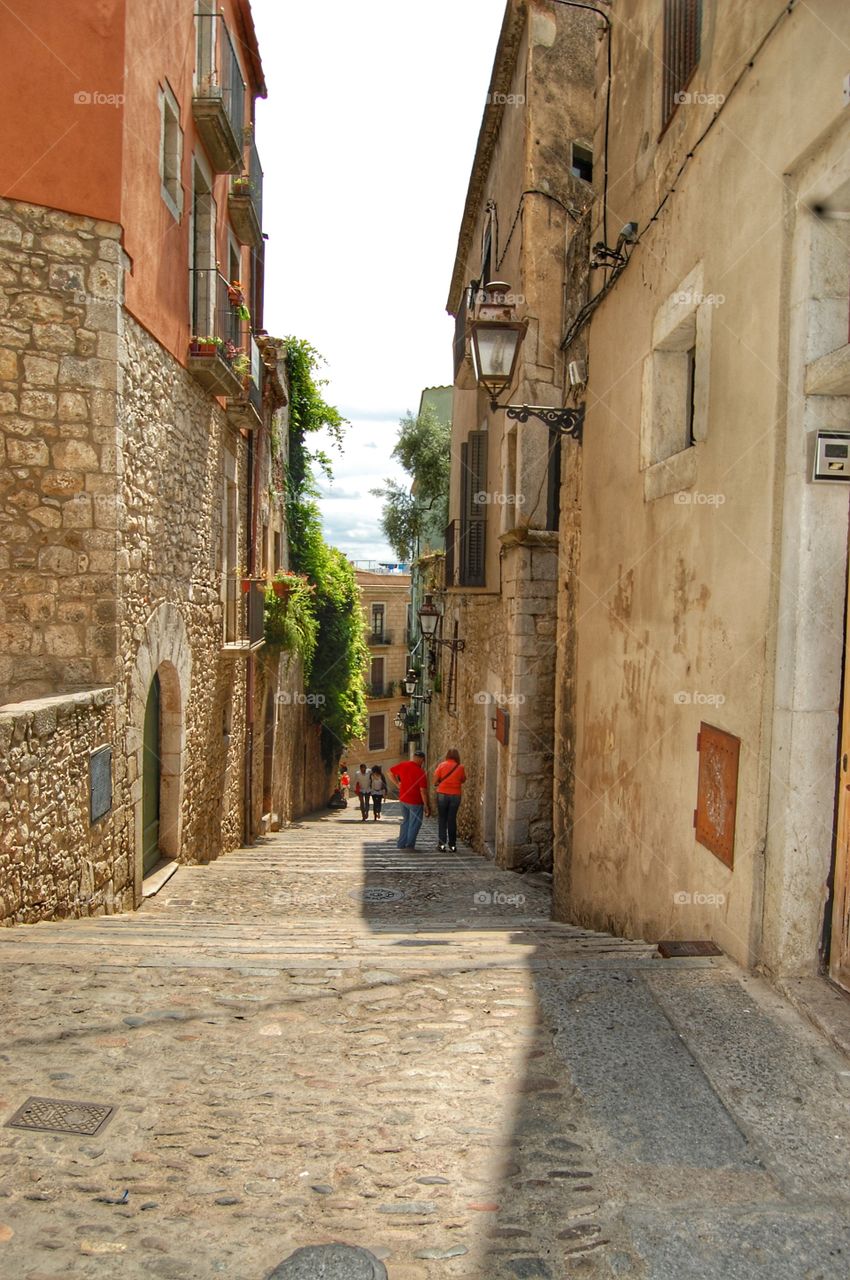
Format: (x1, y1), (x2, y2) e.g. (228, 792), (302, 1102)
(437, 793), (461, 847)
(398, 803), (424, 849)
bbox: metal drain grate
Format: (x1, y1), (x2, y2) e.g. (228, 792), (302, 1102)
(658, 940), (723, 958)
(349, 887), (405, 904)
(5, 1097), (116, 1137)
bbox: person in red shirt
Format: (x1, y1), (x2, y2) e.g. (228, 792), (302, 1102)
(433, 748), (467, 852)
(389, 751), (431, 850)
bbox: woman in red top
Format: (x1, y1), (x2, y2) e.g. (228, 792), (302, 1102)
(433, 748), (466, 852)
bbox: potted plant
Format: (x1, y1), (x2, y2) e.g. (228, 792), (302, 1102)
(189, 334), (222, 357)
(231, 175), (251, 196)
(231, 353), (251, 379)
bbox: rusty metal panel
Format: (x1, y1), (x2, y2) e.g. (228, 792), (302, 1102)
(695, 723), (740, 868)
(495, 707), (510, 747)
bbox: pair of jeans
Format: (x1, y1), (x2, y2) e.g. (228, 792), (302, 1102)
(437, 792), (461, 847)
(371, 793), (384, 817)
(397, 802), (423, 848)
(358, 792), (370, 818)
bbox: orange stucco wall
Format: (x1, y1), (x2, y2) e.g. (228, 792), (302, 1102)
(0, 0), (263, 367)
(0, 0), (125, 223)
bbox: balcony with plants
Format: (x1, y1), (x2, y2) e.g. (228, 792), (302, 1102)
(192, 11), (246, 173)
(228, 131), (263, 249)
(188, 270), (259, 406)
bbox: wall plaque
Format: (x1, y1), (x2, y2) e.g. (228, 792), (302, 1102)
(89, 746), (112, 825)
(694, 723), (740, 868)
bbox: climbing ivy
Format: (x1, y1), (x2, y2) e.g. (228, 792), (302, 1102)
(282, 338), (367, 765)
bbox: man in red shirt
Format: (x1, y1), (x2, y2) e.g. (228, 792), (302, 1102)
(389, 751), (431, 850)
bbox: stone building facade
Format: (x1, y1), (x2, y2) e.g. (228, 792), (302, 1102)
(0, 1), (331, 926)
(346, 568), (410, 773)
(428, 0), (595, 869)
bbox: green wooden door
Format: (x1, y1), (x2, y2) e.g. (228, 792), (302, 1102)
(142, 673), (161, 876)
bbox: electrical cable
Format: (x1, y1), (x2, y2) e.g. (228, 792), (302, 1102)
(559, 0), (799, 351)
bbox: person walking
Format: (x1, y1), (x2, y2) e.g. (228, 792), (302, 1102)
(369, 764), (388, 820)
(389, 751), (431, 850)
(433, 748), (466, 852)
(354, 764), (372, 822)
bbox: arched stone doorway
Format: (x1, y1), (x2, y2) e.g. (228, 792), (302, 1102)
(129, 604), (191, 903)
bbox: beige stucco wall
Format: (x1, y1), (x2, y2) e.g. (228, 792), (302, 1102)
(557, 0), (850, 975)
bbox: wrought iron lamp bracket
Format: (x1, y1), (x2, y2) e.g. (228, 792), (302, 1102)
(502, 403), (585, 442)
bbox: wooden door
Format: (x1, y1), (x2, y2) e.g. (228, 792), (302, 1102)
(142, 673), (161, 877)
(830, 557), (850, 992)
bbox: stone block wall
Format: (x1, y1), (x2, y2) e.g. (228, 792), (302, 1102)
(0, 689), (132, 924)
(0, 198), (122, 705)
(119, 315), (252, 869)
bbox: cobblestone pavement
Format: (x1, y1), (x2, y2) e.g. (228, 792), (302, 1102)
(1, 806), (850, 1279)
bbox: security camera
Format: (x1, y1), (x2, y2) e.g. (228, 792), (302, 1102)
(618, 221), (639, 243)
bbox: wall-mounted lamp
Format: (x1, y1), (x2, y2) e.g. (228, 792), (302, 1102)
(467, 282), (585, 442)
(418, 594), (465, 652)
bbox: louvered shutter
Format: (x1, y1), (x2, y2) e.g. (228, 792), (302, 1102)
(662, 0), (702, 128)
(459, 431), (487, 587)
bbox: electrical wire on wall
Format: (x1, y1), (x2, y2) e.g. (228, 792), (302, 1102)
(559, 0), (800, 352)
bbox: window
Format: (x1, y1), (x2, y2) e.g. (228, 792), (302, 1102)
(371, 604), (385, 639)
(640, 264), (711, 499)
(546, 428), (561, 532)
(190, 157), (216, 332)
(459, 431), (488, 586)
(368, 714), (386, 752)
(160, 83), (183, 218)
(570, 143), (593, 183)
(273, 530), (282, 572)
(370, 657), (385, 696)
(662, 0), (702, 128)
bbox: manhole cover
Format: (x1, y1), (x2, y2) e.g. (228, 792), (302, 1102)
(5, 1097), (115, 1137)
(348, 887), (405, 904)
(268, 1244), (388, 1279)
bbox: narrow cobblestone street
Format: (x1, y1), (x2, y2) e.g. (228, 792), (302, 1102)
(1, 807), (850, 1279)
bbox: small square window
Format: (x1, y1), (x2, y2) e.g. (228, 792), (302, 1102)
(571, 143), (593, 183)
(640, 265), (712, 499)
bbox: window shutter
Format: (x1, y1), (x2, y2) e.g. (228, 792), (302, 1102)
(460, 431), (487, 587)
(662, 0), (702, 128)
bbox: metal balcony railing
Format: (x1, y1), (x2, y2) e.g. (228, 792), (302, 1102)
(229, 133), (263, 249)
(369, 630), (392, 646)
(194, 11), (245, 172)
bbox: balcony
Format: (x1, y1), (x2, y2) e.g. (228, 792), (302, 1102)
(188, 269), (245, 398)
(226, 334), (263, 431)
(369, 630), (392, 646)
(222, 577), (265, 653)
(368, 683), (395, 699)
(192, 12), (246, 173)
(228, 134), (263, 249)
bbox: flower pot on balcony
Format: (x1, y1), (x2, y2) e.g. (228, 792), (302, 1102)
(190, 341), (218, 357)
(272, 580), (292, 599)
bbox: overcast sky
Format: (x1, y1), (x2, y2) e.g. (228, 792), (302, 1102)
(251, 0), (505, 562)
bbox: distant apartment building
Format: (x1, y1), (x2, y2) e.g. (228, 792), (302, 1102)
(346, 568), (411, 771)
(0, 0), (328, 925)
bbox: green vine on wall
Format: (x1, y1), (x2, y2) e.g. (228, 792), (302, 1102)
(281, 338), (367, 766)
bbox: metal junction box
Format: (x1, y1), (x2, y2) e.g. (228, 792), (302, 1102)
(813, 431), (850, 482)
